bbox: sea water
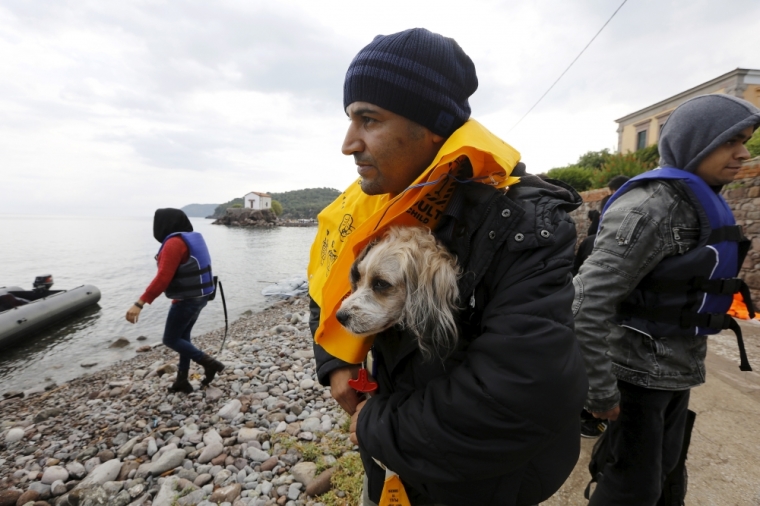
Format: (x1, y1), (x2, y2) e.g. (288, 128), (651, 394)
(0, 215), (316, 395)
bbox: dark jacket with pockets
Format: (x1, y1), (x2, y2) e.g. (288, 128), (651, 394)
(310, 174), (588, 506)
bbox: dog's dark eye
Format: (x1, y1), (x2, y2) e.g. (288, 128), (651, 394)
(372, 279), (391, 292)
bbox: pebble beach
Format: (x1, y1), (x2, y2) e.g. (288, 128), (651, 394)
(0, 295), (362, 506)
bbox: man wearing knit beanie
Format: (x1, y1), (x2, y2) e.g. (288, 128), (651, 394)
(309, 28), (588, 505)
(575, 94), (760, 505)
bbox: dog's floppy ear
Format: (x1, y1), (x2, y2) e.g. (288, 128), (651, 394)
(400, 231), (460, 360)
(350, 238), (379, 288)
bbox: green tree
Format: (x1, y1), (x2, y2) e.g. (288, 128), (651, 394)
(546, 166), (594, 192)
(271, 200), (283, 216)
(269, 187), (341, 219)
(747, 127), (760, 158)
(230, 203), (243, 208)
(576, 149), (611, 170)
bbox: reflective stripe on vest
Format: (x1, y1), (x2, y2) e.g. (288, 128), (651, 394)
(158, 232), (214, 299)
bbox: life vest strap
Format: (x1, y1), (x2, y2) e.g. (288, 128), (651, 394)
(172, 265), (212, 279)
(180, 281), (215, 291)
(708, 225), (745, 244)
(636, 277), (755, 318)
(618, 304), (752, 372)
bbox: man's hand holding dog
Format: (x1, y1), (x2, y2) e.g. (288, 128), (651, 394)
(349, 400), (367, 446)
(329, 365), (362, 414)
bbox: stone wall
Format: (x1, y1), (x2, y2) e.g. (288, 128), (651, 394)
(569, 158), (760, 301)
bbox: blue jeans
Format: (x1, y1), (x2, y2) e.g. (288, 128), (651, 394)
(162, 296), (208, 372)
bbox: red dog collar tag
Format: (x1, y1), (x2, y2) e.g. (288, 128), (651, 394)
(348, 367), (377, 393)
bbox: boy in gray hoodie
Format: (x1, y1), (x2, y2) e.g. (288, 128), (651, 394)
(574, 94), (760, 505)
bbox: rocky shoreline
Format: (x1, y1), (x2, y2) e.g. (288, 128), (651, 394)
(0, 295), (361, 506)
(212, 209), (278, 228)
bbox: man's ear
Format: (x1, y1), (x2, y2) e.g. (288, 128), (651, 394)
(431, 133), (445, 145)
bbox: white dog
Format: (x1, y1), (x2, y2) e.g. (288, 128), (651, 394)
(336, 226), (461, 359)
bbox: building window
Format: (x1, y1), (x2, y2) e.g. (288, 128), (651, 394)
(637, 129), (648, 150)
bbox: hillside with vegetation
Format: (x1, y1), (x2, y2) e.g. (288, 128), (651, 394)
(181, 203), (219, 217)
(270, 188), (341, 219)
(209, 188), (340, 219)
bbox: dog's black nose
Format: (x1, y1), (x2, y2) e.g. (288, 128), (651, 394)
(336, 309), (350, 326)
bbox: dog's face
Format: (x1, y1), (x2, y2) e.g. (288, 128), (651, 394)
(336, 226), (460, 358)
(336, 237), (406, 336)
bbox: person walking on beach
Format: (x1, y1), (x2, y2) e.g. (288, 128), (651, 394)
(308, 28), (587, 506)
(126, 208), (224, 394)
(574, 94), (760, 505)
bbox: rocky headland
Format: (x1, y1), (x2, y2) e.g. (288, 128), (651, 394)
(212, 209), (278, 228)
(0, 295), (362, 506)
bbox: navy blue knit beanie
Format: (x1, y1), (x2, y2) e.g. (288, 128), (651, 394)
(343, 28), (478, 137)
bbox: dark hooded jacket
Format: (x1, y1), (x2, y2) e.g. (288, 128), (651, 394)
(573, 94), (760, 413)
(153, 208), (193, 243)
(311, 171), (587, 505)
(572, 210), (600, 276)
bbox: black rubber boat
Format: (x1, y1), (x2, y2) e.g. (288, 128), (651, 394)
(0, 275), (101, 351)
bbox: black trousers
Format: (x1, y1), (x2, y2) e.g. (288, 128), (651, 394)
(588, 380), (691, 506)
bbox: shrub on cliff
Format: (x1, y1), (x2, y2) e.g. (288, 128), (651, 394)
(271, 200), (283, 216)
(591, 150), (657, 189)
(748, 128), (760, 158)
(546, 166), (594, 192)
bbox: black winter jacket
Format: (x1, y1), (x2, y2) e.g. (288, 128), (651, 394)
(310, 174), (587, 506)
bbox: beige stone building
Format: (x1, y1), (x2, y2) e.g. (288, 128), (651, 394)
(616, 68), (760, 154)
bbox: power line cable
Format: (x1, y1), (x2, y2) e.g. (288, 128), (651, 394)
(509, 0), (628, 132)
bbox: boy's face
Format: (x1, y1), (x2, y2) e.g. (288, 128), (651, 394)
(695, 126), (754, 186)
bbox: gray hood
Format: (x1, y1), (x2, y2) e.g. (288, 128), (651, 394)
(659, 94), (760, 173)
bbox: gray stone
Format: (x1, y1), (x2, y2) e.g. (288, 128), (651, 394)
(194, 473), (212, 487)
(177, 489), (205, 506)
(109, 337), (131, 348)
(209, 484), (242, 503)
(288, 482), (303, 500)
(299, 418), (321, 433)
(66, 461), (86, 480)
(203, 429), (223, 446)
(77, 459), (122, 488)
(41, 465), (69, 484)
(246, 447), (270, 462)
(236, 427), (262, 444)
(198, 442), (224, 464)
(218, 399), (242, 420)
(127, 483), (145, 498)
(102, 480), (124, 494)
(291, 462), (317, 486)
(117, 437), (140, 459)
(5, 427), (24, 443)
(214, 469), (233, 486)
(146, 437), (158, 457)
(28, 481), (51, 499)
(143, 448), (186, 477)
(50, 480), (67, 497)
(205, 387), (224, 402)
(84, 457), (101, 473)
(151, 476), (180, 506)
(110, 490), (132, 506)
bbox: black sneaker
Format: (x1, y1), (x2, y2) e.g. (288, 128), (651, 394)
(581, 418), (607, 438)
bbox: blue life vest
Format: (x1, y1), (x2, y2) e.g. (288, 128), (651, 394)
(602, 167), (753, 371)
(158, 232), (214, 299)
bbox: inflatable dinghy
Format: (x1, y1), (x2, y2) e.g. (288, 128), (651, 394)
(0, 275), (101, 351)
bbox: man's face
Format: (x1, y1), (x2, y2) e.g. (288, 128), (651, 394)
(695, 126), (754, 186)
(343, 102), (444, 196)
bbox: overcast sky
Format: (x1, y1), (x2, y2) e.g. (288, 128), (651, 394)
(1, 0), (758, 216)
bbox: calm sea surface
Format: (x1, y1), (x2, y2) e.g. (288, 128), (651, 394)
(0, 215), (316, 395)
